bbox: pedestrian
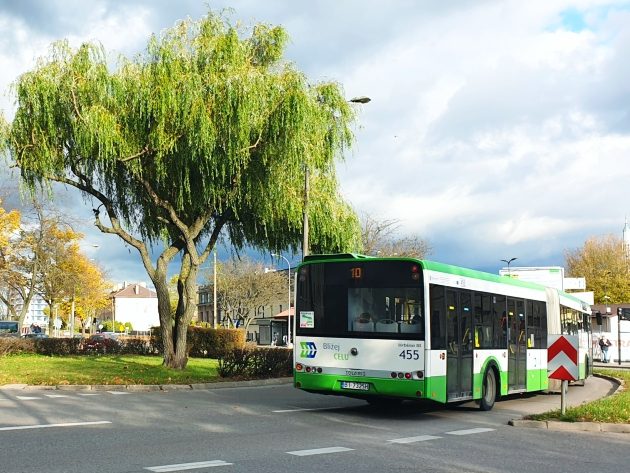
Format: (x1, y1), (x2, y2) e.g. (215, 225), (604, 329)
(599, 336), (612, 362)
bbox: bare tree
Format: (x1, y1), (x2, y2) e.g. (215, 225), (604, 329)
(361, 213), (431, 258)
(212, 257), (286, 330)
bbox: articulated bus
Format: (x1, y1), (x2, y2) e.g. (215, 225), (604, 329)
(293, 254), (592, 410)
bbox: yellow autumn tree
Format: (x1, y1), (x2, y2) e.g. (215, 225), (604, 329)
(0, 200), (20, 249)
(0, 201), (23, 323)
(564, 234), (630, 304)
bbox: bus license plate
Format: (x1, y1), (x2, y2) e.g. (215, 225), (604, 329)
(341, 381), (370, 391)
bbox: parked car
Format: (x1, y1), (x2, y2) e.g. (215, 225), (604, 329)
(0, 321), (20, 337)
(83, 334), (120, 353)
(22, 333), (49, 339)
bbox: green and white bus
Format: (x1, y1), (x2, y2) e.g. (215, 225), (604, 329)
(294, 254), (592, 410)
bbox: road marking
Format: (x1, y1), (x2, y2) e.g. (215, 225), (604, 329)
(107, 391), (130, 395)
(287, 446), (353, 456)
(45, 394), (70, 398)
(15, 396), (41, 400)
(144, 460), (232, 471)
(273, 407), (341, 413)
(0, 421), (111, 431)
(388, 435), (442, 444)
(78, 393), (101, 397)
(445, 428), (495, 436)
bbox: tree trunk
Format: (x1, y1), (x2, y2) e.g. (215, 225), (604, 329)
(155, 260), (200, 370)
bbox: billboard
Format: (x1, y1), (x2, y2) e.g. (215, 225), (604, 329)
(499, 266), (565, 289)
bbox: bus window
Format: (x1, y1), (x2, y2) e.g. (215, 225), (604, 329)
(493, 295), (507, 349)
(430, 285), (446, 349)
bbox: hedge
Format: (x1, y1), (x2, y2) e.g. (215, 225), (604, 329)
(218, 346), (293, 378)
(0, 337), (149, 356)
(1, 327), (245, 359)
(150, 326), (246, 358)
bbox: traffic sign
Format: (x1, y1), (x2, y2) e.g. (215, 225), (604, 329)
(547, 334), (578, 381)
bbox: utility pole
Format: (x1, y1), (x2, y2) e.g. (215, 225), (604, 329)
(302, 165), (309, 260)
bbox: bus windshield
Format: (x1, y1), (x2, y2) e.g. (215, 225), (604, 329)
(296, 260), (424, 339)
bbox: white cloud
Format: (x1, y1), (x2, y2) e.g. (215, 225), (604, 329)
(2, 0), (630, 281)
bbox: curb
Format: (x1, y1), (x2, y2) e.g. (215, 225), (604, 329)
(0, 377), (293, 392)
(509, 419), (630, 433)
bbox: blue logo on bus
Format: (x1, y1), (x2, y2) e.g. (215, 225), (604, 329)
(300, 341), (317, 358)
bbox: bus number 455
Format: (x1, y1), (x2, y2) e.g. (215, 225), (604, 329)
(399, 349), (420, 360)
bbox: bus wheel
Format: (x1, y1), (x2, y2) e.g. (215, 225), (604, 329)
(479, 368), (497, 411)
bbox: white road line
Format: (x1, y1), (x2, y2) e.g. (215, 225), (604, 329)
(287, 447), (353, 456)
(107, 391), (130, 395)
(44, 394), (70, 398)
(445, 428), (495, 436)
(273, 407), (340, 413)
(388, 435), (442, 444)
(144, 460), (232, 472)
(0, 421), (111, 431)
(78, 393), (101, 397)
(15, 396), (41, 400)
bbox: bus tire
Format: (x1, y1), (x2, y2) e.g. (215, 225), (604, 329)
(479, 367), (497, 411)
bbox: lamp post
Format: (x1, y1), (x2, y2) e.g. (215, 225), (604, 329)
(272, 253), (292, 346)
(302, 96), (371, 260)
(501, 257), (518, 276)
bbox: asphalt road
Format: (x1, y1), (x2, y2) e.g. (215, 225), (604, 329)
(0, 379), (627, 473)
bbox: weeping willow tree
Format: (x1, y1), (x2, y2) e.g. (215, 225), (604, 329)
(3, 12), (362, 369)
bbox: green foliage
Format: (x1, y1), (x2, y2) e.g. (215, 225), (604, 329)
(100, 320), (113, 332)
(218, 346), (292, 378)
(8, 12), (360, 253)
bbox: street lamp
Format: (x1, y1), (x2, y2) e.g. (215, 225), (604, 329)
(271, 253), (292, 347)
(302, 96), (371, 260)
(501, 257), (518, 276)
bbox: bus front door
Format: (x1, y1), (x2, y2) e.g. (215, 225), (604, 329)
(507, 298), (527, 392)
(446, 289), (473, 401)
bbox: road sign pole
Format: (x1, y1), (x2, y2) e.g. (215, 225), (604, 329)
(560, 380), (568, 415)
(618, 314), (622, 366)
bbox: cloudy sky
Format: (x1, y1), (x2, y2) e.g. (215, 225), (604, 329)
(1, 0), (629, 284)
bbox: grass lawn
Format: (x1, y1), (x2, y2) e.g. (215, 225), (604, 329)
(0, 354), (219, 386)
(528, 369), (630, 424)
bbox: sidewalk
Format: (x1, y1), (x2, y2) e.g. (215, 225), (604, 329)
(593, 361), (630, 369)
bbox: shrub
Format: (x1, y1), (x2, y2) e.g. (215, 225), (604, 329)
(150, 326), (245, 358)
(218, 346), (292, 378)
(0, 336), (152, 357)
(0, 337), (35, 356)
(119, 338), (152, 355)
(36, 337), (83, 356)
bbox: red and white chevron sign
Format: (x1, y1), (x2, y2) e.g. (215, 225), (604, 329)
(547, 334), (579, 381)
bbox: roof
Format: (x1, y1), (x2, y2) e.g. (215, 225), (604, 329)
(273, 307), (295, 318)
(112, 283), (157, 299)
